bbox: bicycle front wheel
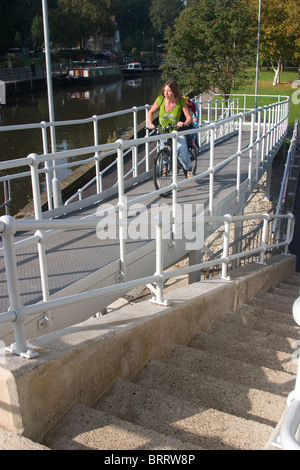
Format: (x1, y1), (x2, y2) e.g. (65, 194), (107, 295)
(189, 143), (198, 176)
(153, 149), (173, 197)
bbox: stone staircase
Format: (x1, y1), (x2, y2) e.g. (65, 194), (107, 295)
(37, 273), (300, 451)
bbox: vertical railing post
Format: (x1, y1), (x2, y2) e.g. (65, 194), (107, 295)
(267, 107), (271, 156)
(271, 105), (276, 149)
(221, 215), (231, 280)
(208, 100), (211, 122)
(209, 125), (215, 215)
(274, 104), (278, 146)
(1, 215), (38, 358)
(145, 107), (150, 172)
(256, 108), (261, 176)
(93, 115), (101, 194)
(248, 112), (255, 189)
(261, 108), (267, 165)
(28, 154), (51, 319)
(172, 131), (179, 241)
(259, 214), (269, 264)
(133, 107), (138, 177)
(199, 96), (203, 125)
(117, 140), (126, 281)
(41, 121), (53, 211)
(152, 214), (169, 306)
(220, 100), (224, 135)
(236, 115), (243, 202)
(29, 153), (43, 219)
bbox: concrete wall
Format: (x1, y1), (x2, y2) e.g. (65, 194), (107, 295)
(0, 254), (296, 442)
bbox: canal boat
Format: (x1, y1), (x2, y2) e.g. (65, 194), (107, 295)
(67, 65), (122, 83)
(122, 62), (158, 77)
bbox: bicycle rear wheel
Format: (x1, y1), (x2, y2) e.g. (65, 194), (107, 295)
(153, 149), (173, 197)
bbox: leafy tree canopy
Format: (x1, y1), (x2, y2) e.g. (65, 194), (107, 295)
(161, 0), (257, 96)
(149, 0), (184, 36)
(252, 0), (300, 84)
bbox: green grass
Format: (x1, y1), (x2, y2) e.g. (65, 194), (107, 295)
(231, 67), (300, 125)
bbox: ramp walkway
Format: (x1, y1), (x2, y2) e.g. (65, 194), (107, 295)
(1, 131), (252, 307)
(1, 96), (300, 451)
(0, 94), (291, 349)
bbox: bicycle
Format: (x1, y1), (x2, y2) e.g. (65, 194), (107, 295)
(149, 125), (198, 197)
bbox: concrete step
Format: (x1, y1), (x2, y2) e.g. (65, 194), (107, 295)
(188, 330), (297, 375)
(132, 360), (287, 427)
(36, 272), (300, 451)
(0, 429), (49, 450)
(283, 274), (300, 287)
(269, 286), (300, 298)
(95, 378), (274, 450)
(250, 292), (295, 314)
(45, 403), (201, 451)
(164, 344), (294, 396)
(197, 320), (297, 355)
(276, 282), (300, 294)
(223, 308), (300, 339)
(237, 303), (298, 328)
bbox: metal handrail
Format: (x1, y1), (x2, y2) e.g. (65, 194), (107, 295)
(273, 119), (299, 236)
(279, 295), (300, 449)
(0, 95), (286, 215)
(0, 211), (294, 359)
(0, 94), (291, 358)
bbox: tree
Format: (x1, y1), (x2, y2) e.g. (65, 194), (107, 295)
(149, 0), (184, 36)
(115, 0), (154, 53)
(0, 0), (41, 54)
(48, 0), (115, 52)
(31, 15), (44, 52)
(162, 0), (256, 97)
(0, 0), (14, 55)
(256, 0), (300, 85)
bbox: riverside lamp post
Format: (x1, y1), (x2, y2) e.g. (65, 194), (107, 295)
(255, 0), (262, 109)
(42, 0), (62, 208)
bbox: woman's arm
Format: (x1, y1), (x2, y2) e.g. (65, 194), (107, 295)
(147, 100), (159, 129)
(177, 104), (193, 127)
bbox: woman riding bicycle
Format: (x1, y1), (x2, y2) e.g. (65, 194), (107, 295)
(147, 80), (194, 178)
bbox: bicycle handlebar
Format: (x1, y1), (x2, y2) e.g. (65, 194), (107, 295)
(146, 124), (188, 133)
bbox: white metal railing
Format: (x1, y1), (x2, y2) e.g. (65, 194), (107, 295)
(279, 296), (300, 450)
(0, 95), (290, 359)
(273, 121), (300, 450)
(224, 93), (289, 116)
(0, 105), (151, 212)
(65, 97), (240, 205)
(0, 96), (239, 215)
(0, 96), (289, 222)
(0, 95), (274, 216)
(279, 165), (300, 453)
(0, 211), (294, 358)
(273, 119), (299, 235)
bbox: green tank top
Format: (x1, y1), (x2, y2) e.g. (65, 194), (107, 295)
(156, 95), (186, 128)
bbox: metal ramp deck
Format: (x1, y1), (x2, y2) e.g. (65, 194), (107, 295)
(0, 129), (284, 343)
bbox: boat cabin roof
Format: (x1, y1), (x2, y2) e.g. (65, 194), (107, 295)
(127, 62), (143, 70)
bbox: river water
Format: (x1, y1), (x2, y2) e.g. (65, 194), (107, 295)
(0, 76), (163, 215)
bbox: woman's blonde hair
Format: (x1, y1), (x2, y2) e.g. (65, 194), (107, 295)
(161, 80), (180, 99)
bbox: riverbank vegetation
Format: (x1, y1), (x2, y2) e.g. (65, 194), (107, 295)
(0, 0), (299, 124)
(161, 0), (300, 100)
(232, 67), (300, 125)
